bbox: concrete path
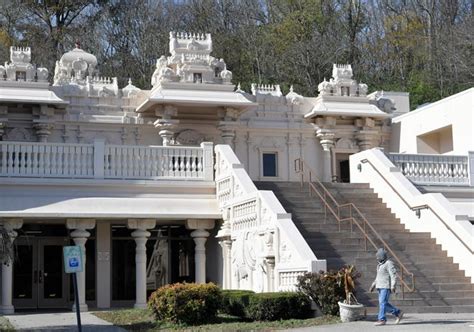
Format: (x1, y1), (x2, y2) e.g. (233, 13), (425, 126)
(286, 313), (474, 331)
(5, 312), (126, 331)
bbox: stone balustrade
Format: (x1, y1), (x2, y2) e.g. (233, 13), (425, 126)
(0, 140), (214, 181)
(215, 144), (324, 292)
(388, 153), (471, 186)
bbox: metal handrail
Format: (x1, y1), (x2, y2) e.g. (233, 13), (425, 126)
(294, 158), (415, 298)
(360, 158), (473, 254)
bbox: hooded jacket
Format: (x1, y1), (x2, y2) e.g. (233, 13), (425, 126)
(371, 248), (398, 290)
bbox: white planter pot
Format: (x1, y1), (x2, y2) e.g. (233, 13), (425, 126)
(338, 301), (365, 322)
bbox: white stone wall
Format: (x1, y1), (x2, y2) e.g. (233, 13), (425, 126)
(391, 88), (474, 155)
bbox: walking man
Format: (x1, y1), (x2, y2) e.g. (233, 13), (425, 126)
(369, 248), (404, 326)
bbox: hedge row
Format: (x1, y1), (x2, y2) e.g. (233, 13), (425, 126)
(148, 284), (313, 325)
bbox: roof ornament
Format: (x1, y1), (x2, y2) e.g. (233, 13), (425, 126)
(236, 83), (244, 93)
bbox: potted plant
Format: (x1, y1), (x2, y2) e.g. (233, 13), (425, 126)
(337, 265), (365, 322)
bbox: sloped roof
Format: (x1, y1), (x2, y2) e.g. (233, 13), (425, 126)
(305, 100), (389, 119)
(0, 85), (67, 106)
(136, 84), (256, 113)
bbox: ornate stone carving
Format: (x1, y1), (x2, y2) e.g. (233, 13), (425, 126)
(316, 129), (335, 151)
(6, 127), (33, 142)
(175, 129), (204, 146)
(335, 137), (357, 150)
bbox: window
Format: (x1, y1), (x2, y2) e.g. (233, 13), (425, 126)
(193, 73), (202, 83)
(262, 153), (277, 177)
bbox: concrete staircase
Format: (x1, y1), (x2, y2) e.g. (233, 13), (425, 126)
(256, 181), (474, 313)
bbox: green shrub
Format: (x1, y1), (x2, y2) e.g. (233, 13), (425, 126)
(220, 289), (255, 317)
(297, 270), (345, 316)
(245, 292), (312, 321)
(147, 282), (221, 325)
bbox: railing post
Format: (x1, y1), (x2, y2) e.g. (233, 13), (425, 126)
(201, 142), (214, 181)
(93, 138), (105, 179)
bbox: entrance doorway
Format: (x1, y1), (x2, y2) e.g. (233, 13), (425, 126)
(13, 238), (69, 309)
(339, 160), (350, 183)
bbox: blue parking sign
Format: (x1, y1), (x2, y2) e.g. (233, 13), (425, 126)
(63, 246), (83, 273)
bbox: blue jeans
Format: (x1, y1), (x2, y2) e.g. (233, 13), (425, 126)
(377, 288), (400, 321)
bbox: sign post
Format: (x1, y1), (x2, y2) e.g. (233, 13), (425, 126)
(63, 246), (83, 332)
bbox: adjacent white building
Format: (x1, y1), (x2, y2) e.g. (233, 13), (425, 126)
(0, 32), (472, 313)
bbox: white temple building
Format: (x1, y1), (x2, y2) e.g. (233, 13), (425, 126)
(0, 32), (472, 313)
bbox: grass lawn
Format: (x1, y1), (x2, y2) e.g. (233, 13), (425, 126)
(0, 316), (15, 331)
(93, 308), (340, 331)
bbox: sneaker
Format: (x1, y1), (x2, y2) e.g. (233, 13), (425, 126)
(395, 311), (404, 324)
(374, 320), (386, 326)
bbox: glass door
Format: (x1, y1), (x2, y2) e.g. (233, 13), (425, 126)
(37, 238), (68, 308)
(13, 238), (69, 309)
(13, 240), (37, 309)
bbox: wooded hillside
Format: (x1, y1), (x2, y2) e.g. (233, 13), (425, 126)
(1, 0), (472, 108)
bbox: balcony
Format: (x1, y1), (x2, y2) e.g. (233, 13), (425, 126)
(387, 152), (472, 186)
(0, 140), (214, 181)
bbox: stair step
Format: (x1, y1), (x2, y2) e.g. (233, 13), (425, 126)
(260, 181), (473, 313)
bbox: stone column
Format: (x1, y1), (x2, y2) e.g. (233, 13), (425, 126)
(218, 107), (241, 149)
(66, 219), (96, 312)
(191, 229), (210, 284)
(355, 117), (379, 151)
(127, 219), (156, 309)
(186, 219), (215, 284)
(33, 120), (54, 142)
(260, 229), (275, 292)
(217, 210), (232, 289)
(154, 105), (179, 146)
(0, 106), (7, 139)
(0, 120), (6, 140)
(316, 128), (335, 182)
(356, 130), (379, 151)
(0, 219), (23, 314)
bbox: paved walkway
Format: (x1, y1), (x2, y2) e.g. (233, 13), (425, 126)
(286, 313), (474, 331)
(4, 311), (474, 331)
(5, 312), (126, 331)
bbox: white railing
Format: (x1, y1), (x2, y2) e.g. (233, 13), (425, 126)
(0, 141), (94, 178)
(215, 145), (325, 292)
(104, 144), (206, 179)
(388, 153), (470, 186)
(351, 149), (474, 282)
(0, 140), (214, 181)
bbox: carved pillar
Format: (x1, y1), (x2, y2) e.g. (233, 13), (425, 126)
(356, 130), (379, 151)
(191, 229), (210, 284)
(0, 105), (7, 140)
(217, 209), (232, 289)
(218, 122), (236, 149)
(0, 120), (6, 140)
(154, 105), (179, 146)
(355, 117), (379, 151)
(218, 107), (241, 149)
(316, 128), (335, 182)
(33, 121), (54, 142)
(260, 229), (276, 292)
(0, 219), (22, 314)
(67, 219), (96, 312)
(186, 219), (215, 284)
(127, 219), (156, 309)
